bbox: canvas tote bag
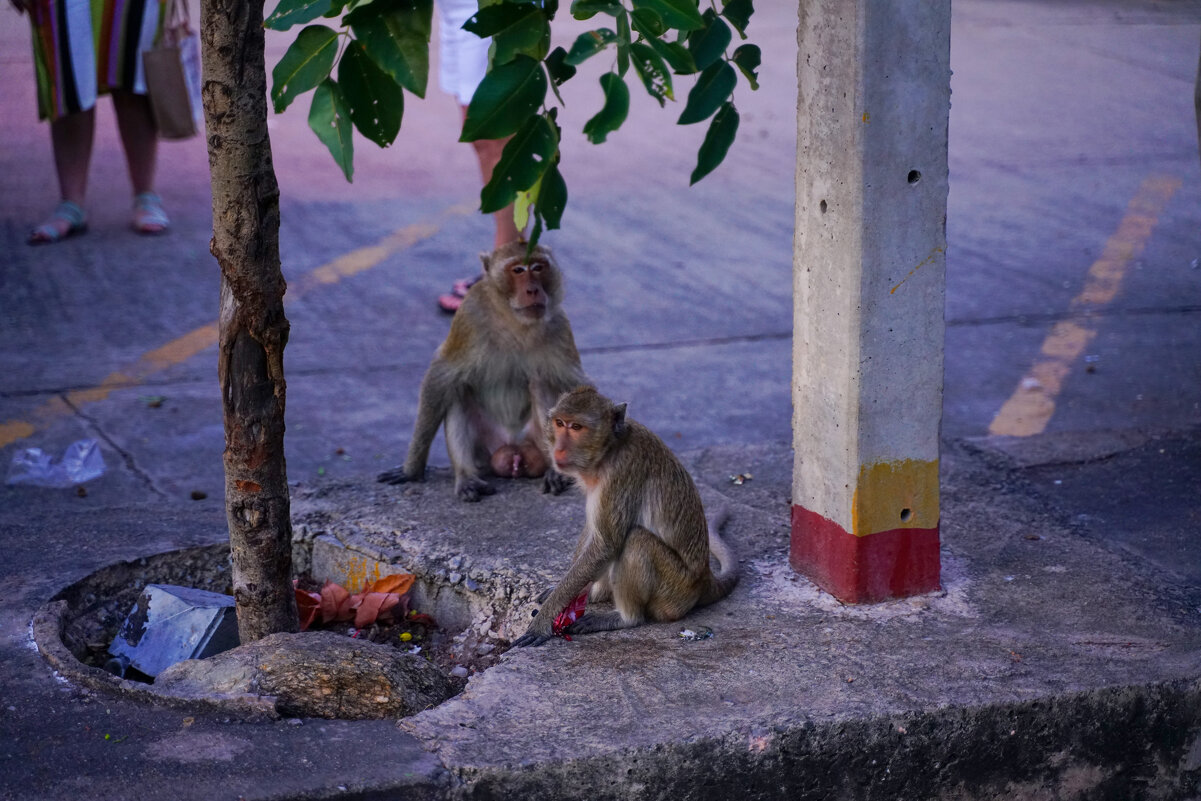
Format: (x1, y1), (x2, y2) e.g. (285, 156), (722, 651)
(143, 0), (203, 139)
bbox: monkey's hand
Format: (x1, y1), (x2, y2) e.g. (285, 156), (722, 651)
(377, 466), (421, 485)
(541, 468), (574, 496)
(513, 614), (554, 648)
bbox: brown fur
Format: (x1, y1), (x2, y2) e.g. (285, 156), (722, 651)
(514, 386), (738, 646)
(378, 243), (587, 501)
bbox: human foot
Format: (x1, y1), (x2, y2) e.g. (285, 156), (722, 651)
(132, 192), (170, 235)
(28, 201), (87, 245)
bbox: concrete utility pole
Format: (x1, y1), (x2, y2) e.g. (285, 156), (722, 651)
(791, 1), (951, 603)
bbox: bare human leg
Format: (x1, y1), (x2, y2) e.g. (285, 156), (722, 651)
(113, 89), (168, 233)
(29, 107), (95, 243)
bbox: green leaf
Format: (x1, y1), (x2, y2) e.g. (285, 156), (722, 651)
(264, 0), (332, 31)
(731, 43), (760, 90)
(347, 0), (432, 97)
(721, 0), (753, 37)
(514, 188), (534, 231)
(545, 46), (577, 85)
(536, 160), (567, 229)
(338, 40), (404, 146)
(630, 8), (665, 38)
(323, 0), (351, 18)
(616, 10), (631, 77)
(570, 0), (623, 19)
(465, 3), (550, 65)
(629, 41), (672, 106)
(630, 0), (703, 31)
(677, 59), (735, 124)
(582, 71), (629, 143)
(528, 212), (545, 251)
(271, 25), (339, 113)
(308, 79), (355, 181)
(689, 100), (738, 184)
(565, 28), (617, 65)
(463, 2), (535, 37)
(686, 8), (731, 71)
(480, 113), (557, 213)
(544, 49), (571, 106)
(647, 36), (695, 74)
(461, 55), (547, 141)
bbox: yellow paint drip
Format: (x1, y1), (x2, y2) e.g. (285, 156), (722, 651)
(889, 246), (944, 295)
(851, 458), (939, 537)
(341, 555), (384, 593)
(989, 173), (1180, 438)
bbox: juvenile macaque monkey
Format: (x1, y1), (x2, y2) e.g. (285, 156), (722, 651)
(377, 242), (587, 501)
(514, 386), (738, 647)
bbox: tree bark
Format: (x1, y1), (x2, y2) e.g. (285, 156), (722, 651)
(201, 0), (298, 640)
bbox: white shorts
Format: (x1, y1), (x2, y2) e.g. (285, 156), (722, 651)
(437, 0), (490, 106)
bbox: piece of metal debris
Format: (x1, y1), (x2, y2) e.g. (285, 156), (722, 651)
(107, 584), (239, 678)
(678, 626), (714, 641)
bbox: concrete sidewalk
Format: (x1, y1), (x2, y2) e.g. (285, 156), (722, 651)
(2, 0), (1201, 798)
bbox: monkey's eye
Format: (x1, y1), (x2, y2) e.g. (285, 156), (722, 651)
(553, 418), (564, 429)
(569, 423), (584, 432)
(530, 262), (543, 272)
(512, 265), (526, 275)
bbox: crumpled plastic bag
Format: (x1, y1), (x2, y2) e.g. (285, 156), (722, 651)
(552, 590), (589, 641)
(6, 439), (106, 488)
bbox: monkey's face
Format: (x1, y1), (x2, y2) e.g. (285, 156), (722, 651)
(504, 259), (552, 321)
(547, 414), (597, 474)
(546, 387), (624, 476)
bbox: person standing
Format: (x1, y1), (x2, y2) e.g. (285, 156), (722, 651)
(435, 0), (522, 312)
(15, 0), (171, 244)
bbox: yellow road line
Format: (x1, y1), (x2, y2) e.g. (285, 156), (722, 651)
(988, 173), (1180, 438)
(0, 204), (472, 449)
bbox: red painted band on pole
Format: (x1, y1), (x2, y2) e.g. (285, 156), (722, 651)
(790, 505), (941, 604)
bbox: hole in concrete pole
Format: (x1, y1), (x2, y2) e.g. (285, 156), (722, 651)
(819, 200), (827, 213)
(907, 170), (921, 184)
(900, 508), (913, 522)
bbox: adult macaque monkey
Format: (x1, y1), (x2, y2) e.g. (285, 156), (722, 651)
(377, 242), (587, 501)
(514, 386), (738, 647)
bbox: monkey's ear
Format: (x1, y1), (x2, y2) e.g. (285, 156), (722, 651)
(612, 402), (628, 437)
(479, 251), (492, 273)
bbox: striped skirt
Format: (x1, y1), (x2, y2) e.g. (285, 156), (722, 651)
(27, 0), (166, 122)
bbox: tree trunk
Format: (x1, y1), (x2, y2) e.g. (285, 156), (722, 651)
(201, 0), (298, 640)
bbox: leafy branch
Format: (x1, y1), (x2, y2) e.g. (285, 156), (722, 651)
(265, 0), (759, 248)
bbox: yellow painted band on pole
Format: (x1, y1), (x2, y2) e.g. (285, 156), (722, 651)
(0, 206), (470, 449)
(989, 173), (1180, 438)
(851, 458), (939, 537)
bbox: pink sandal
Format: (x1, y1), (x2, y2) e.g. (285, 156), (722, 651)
(437, 274), (483, 314)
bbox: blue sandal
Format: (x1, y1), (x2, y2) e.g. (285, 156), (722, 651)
(28, 201), (87, 245)
(132, 192), (170, 235)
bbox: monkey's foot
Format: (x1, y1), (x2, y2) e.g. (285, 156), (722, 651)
(377, 466), (417, 485)
(455, 477), (496, 502)
(564, 610), (628, 636)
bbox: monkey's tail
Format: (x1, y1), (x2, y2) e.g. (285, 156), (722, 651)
(700, 506), (739, 606)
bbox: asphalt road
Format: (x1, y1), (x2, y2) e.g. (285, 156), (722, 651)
(1, 0), (1199, 586)
(1, 1), (1199, 798)
(4, 0), (1198, 569)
